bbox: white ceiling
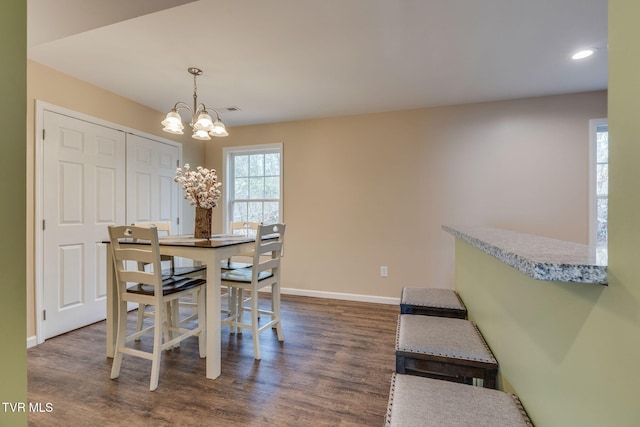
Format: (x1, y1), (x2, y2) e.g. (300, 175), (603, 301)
(27, 0), (608, 127)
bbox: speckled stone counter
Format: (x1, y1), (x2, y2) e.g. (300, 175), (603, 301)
(443, 226), (608, 285)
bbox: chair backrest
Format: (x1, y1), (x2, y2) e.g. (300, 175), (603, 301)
(133, 221), (174, 267)
(134, 221), (172, 236)
(109, 225), (163, 298)
(251, 223), (286, 276)
(230, 221), (261, 237)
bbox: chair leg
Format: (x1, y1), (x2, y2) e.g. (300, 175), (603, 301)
(170, 300), (180, 348)
(272, 283), (284, 342)
(110, 300), (128, 380)
(245, 289), (261, 320)
(197, 287), (206, 358)
(251, 287), (261, 360)
(227, 287), (237, 335)
(236, 287), (244, 335)
(177, 292), (197, 320)
(232, 288), (244, 334)
(162, 302), (171, 346)
(149, 304), (164, 391)
(135, 303), (146, 341)
(232, 287), (239, 335)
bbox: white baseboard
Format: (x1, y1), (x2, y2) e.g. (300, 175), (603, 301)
(27, 336), (38, 349)
(281, 287), (400, 305)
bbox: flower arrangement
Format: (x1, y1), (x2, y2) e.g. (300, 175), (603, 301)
(174, 163), (222, 209)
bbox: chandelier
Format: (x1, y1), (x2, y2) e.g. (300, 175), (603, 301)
(161, 67), (228, 140)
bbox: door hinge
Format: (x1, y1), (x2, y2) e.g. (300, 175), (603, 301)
(176, 217), (180, 225)
(43, 310), (46, 321)
(42, 219), (46, 230)
(42, 129), (46, 140)
(177, 159), (179, 167)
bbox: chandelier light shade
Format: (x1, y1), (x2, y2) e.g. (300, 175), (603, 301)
(161, 67), (229, 140)
(161, 110), (184, 134)
(211, 114), (229, 137)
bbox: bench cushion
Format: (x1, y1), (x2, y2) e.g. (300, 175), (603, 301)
(385, 373), (532, 426)
(400, 287), (467, 318)
(397, 315), (496, 364)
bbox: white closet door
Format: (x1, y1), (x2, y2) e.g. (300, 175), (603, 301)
(126, 134), (180, 232)
(42, 111), (126, 339)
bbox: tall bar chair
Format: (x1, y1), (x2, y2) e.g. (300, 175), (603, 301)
(221, 223), (286, 359)
(108, 225), (206, 391)
(133, 221), (205, 337)
(222, 221), (262, 270)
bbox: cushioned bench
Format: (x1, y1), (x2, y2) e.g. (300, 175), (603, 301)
(385, 373), (533, 426)
(396, 314), (498, 388)
(400, 287), (467, 319)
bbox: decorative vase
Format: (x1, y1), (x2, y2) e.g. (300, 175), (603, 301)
(194, 206), (213, 239)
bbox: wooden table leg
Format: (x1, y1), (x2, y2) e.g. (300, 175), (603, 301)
(205, 251), (222, 379)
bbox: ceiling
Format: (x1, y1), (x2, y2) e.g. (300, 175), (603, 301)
(27, 0), (608, 127)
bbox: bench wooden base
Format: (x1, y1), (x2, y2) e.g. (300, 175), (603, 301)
(400, 287), (467, 319)
(396, 314), (498, 388)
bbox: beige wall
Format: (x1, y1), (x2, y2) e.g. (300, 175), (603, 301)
(25, 61), (606, 342)
(206, 91), (606, 300)
(26, 61), (206, 338)
(1, 0), (26, 424)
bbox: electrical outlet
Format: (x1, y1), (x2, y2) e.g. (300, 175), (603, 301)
(380, 266), (388, 277)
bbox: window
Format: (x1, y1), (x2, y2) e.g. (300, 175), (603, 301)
(590, 119), (608, 249)
(223, 143), (282, 231)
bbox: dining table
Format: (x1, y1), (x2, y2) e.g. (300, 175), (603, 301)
(105, 234), (256, 379)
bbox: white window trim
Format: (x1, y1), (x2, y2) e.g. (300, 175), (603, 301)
(222, 142), (283, 232)
(588, 118), (608, 247)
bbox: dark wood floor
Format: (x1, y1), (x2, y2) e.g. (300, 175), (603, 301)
(28, 294), (399, 426)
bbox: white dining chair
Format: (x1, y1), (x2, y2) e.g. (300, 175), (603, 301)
(222, 221), (263, 318)
(133, 221), (207, 277)
(221, 223), (286, 360)
(222, 221), (262, 270)
(108, 225), (206, 391)
(133, 221), (205, 337)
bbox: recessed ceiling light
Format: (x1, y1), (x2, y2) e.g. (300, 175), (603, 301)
(572, 49), (596, 60)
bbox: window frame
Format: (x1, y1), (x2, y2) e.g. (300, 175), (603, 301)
(222, 143), (283, 233)
(589, 118), (608, 248)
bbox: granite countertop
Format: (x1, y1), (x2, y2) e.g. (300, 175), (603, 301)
(443, 225), (608, 285)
